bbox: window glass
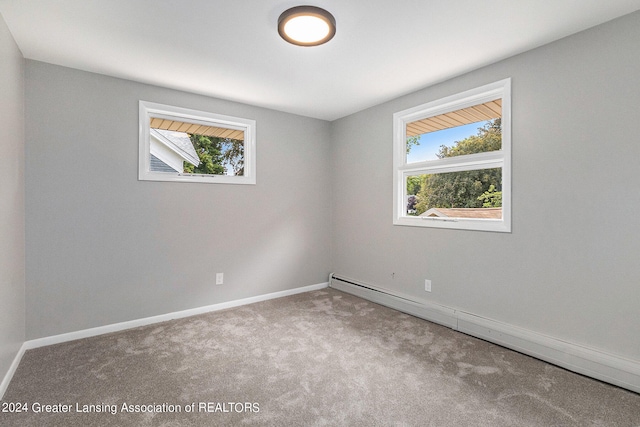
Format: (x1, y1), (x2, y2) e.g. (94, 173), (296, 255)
(139, 101), (256, 184)
(406, 168), (502, 219)
(393, 79), (510, 232)
(407, 121), (491, 163)
(149, 120), (245, 176)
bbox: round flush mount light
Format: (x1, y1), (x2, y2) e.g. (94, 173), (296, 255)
(278, 6), (336, 47)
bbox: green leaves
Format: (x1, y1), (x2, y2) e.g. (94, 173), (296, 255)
(478, 184), (502, 208)
(436, 119), (502, 158)
(406, 135), (420, 154)
(184, 135), (244, 176)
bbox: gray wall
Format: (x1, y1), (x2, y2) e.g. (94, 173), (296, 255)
(0, 14), (25, 377)
(25, 62), (332, 339)
(331, 11), (640, 362)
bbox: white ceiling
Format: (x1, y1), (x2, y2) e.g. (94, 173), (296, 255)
(1, 0), (639, 121)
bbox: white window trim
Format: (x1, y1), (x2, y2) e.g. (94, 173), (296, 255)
(392, 79), (511, 232)
(139, 101), (256, 184)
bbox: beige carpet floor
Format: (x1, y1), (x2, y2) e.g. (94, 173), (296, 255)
(1, 288), (639, 426)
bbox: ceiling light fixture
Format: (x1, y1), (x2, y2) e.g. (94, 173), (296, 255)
(278, 6), (336, 47)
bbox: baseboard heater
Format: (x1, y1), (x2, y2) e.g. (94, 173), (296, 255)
(329, 273), (458, 329)
(328, 272), (640, 394)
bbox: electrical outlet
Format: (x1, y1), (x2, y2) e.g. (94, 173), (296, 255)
(424, 279), (432, 292)
(216, 273), (224, 285)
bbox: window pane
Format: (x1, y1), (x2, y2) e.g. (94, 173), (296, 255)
(406, 168), (502, 219)
(149, 118), (245, 176)
(393, 79), (510, 231)
(406, 101), (502, 164)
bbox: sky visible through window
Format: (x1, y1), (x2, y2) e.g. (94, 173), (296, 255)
(407, 120), (490, 163)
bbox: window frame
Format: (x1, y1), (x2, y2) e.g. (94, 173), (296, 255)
(138, 100), (256, 184)
(392, 79), (511, 232)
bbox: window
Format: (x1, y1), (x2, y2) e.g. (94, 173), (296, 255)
(393, 79), (511, 232)
(139, 101), (256, 184)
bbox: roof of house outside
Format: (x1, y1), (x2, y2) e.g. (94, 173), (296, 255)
(406, 100), (501, 137)
(150, 118), (245, 141)
(420, 207), (502, 219)
(150, 128), (200, 167)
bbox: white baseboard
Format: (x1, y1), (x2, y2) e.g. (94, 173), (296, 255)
(25, 282), (329, 350)
(0, 343), (27, 401)
(0, 281), (328, 399)
(329, 273), (640, 394)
